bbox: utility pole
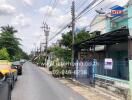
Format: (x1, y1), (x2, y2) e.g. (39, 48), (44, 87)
(71, 0), (75, 76)
(41, 22), (50, 67)
(39, 43), (41, 56)
(33, 43), (37, 57)
(128, 0), (132, 99)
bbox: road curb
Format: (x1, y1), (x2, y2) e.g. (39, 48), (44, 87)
(67, 78), (123, 100)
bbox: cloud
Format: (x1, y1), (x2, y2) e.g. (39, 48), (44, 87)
(0, 0), (5, 3)
(38, 5), (72, 40)
(23, 0), (33, 6)
(11, 14), (31, 28)
(59, 0), (68, 5)
(110, 0), (128, 6)
(0, 0), (16, 16)
(59, 0), (72, 6)
(38, 5), (62, 17)
(119, 0), (128, 6)
(77, 16), (90, 28)
(50, 12), (71, 26)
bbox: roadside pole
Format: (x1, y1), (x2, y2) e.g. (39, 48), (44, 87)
(128, 0), (132, 99)
(41, 22), (50, 67)
(34, 43), (37, 57)
(71, 0), (75, 78)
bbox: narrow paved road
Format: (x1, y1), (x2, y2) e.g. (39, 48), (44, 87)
(11, 62), (86, 100)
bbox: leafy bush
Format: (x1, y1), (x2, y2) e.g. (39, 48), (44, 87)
(52, 66), (63, 78)
(51, 64), (73, 78)
(0, 48), (10, 60)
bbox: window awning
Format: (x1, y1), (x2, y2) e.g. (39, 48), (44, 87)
(75, 28), (129, 48)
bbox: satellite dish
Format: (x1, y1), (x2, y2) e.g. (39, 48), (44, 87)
(95, 8), (105, 14)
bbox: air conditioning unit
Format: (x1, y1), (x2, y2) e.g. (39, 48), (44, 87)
(121, 25), (128, 29)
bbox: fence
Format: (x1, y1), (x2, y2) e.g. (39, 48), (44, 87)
(75, 59), (129, 85)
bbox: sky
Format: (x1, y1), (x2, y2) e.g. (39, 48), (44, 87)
(0, 0), (129, 54)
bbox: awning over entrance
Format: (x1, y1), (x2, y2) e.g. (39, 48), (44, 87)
(75, 28), (129, 48)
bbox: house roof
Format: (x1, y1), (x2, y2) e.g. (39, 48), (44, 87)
(75, 28), (129, 48)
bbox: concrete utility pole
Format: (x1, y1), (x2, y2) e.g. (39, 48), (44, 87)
(41, 22), (50, 67)
(71, 0), (75, 74)
(40, 43), (45, 56)
(33, 43), (37, 57)
(128, 0), (132, 99)
(39, 43), (42, 56)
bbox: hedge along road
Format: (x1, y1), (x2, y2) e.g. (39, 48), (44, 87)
(11, 62), (86, 100)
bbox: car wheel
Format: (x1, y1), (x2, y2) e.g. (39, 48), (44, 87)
(15, 77), (17, 81)
(11, 79), (15, 90)
(20, 71), (22, 75)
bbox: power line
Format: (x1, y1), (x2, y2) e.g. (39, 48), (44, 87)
(49, 0), (94, 39)
(49, 22), (70, 41)
(45, 0), (58, 22)
(75, 0), (84, 9)
(43, 0), (87, 43)
(47, 0), (124, 43)
(50, 0), (90, 37)
(76, 0), (101, 19)
(76, 0), (91, 11)
(49, 0), (115, 43)
(43, 0), (53, 22)
(77, 0), (113, 20)
(77, 1), (115, 28)
(77, 0), (116, 20)
(49, 0), (102, 42)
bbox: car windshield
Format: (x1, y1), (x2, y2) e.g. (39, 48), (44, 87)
(12, 62), (21, 66)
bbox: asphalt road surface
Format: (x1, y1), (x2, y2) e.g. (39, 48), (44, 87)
(11, 62), (86, 100)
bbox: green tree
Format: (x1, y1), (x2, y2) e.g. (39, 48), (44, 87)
(0, 25), (20, 59)
(52, 29), (91, 62)
(49, 46), (71, 62)
(60, 31), (72, 48)
(0, 48), (10, 60)
(60, 29), (91, 48)
(1, 25), (17, 34)
(76, 29), (90, 43)
(0, 25), (28, 60)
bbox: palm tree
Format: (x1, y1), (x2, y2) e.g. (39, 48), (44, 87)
(0, 25), (20, 60)
(1, 25), (17, 34)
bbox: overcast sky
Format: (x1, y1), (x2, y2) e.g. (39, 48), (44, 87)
(0, 0), (128, 54)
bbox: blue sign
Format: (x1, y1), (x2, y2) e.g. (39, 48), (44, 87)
(110, 5), (124, 17)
